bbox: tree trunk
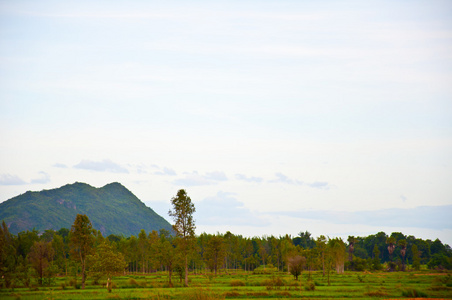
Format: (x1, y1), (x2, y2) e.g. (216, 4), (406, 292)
(184, 255), (188, 287)
(81, 259), (86, 289)
(107, 277), (112, 293)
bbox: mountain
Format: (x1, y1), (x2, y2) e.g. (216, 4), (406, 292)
(0, 182), (173, 237)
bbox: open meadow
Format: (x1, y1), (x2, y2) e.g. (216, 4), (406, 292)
(1, 269), (451, 300)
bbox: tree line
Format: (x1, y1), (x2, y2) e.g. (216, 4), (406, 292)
(1, 189), (451, 290)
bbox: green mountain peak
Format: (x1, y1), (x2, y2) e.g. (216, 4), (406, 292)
(0, 182), (172, 237)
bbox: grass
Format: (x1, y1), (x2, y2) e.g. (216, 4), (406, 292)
(1, 269), (451, 299)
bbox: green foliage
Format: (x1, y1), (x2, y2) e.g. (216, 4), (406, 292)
(305, 280), (315, 291)
(89, 241), (126, 279)
(401, 287), (428, 297)
(168, 189), (196, 287)
(0, 182), (172, 237)
(412, 244), (421, 271)
(230, 279), (245, 286)
(428, 253), (452, 270)
(372, 244), (382, 270)
(252, 264), (278, 274)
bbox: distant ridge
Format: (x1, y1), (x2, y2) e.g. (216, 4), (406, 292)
(0, 182), (172, 236)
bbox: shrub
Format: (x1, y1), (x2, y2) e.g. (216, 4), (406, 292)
(230, 280), (245, 287)
(401, 287), (428, 298)
(305, 280), (315, 291)
(179, 288), (225, 300)
(364, 290), (388, 297)
(69, 278), (77, 287)
(127, 278), (139, 286)
(253, 264), (278, 274)
(224, 291), (240, 297)
(314, 280), (325, 286)
(261, 276), (285, 290)
(273, 276), (285, 287)
(246, 292), (269, 297)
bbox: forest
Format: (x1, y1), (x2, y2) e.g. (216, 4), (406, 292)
(1, 217), (451, 288)
(1, 190), (451, 299)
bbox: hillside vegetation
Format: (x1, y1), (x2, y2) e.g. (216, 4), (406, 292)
(0, 182), (172, 236)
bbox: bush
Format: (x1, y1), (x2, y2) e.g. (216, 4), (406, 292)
(364, 290), (388, 297)
(253, 264), (278, 274)
(69, 278), (77, 287)
(304, 280), (315, 291)
(127, 278), (139, 286)
(401, 287), (428, 298)
(179, 288), (225, 300)
(230, 280), (245, 287)
(224, 291), (240, 297)
(261, 276), (285, 290)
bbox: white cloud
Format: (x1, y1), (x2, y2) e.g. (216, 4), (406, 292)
(196, 191), (269, 227)
(235, 174), (263, 183)
(0, 174), (27, 186)
(31, 172), (51, 184)
(154, 167), (177, 176)
(205, 171), (227, 181)
(173, 171), (228, 186)
(270, 173), (303, 185)
(52, 163), (68, 168)
(173, 172), (214, 187)
(74, 159), (129, 174)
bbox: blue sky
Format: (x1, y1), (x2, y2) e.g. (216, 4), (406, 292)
(1, 1), (452, 244)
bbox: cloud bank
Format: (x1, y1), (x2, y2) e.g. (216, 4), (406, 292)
(196, 191), (270, 227)
(275, 205), (452, 230)
(74, 159), (129, 173)
(0, 174), (27, 186)
(173, 171), (228, 186)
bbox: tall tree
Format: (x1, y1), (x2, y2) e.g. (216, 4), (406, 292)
(0, 221), (17, 288)
(411, 244), (421, 271)
(158, 234), (177, 286)
(69, 214), (95, 289)
(328, 238), (346, 274)
(28, 240), (55, 285)
(316, 235), (327, 276)
(205, 235), (226, 276)
(386, 236), (396, 271)
(398, 239), (407, 271)
(168, 189), (196, 287)
(137, 229), (148, 273)
(89, 241), (126, 292)
(372, 244), (381, 270)
(347, 236), (356, 270)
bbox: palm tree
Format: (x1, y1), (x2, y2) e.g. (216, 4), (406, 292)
(386, 236), (396, 271)
(398, 239), (407, 271)
(347, 236), (356, 270)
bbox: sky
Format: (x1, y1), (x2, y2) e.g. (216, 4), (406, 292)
(1, 1), (452, 244)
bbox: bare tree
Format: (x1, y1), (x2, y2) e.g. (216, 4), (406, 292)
(287, 255), (306, 280)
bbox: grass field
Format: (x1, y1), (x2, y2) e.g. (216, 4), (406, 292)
(1, 270), (451, 299)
